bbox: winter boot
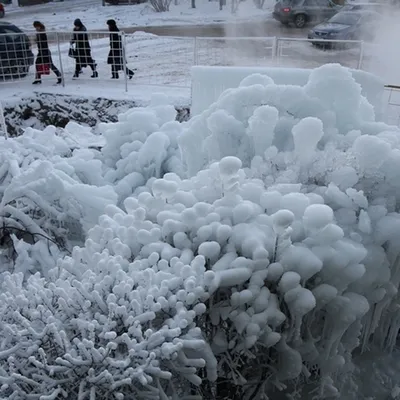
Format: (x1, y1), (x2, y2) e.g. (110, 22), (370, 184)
(128, 70), (134, 80)
(32, 79), (41, 85)
(111, 72), (119, 79)
(73, 72), (80, 79)
(91, 71), (98, 78)
(56, 78), (62, 85)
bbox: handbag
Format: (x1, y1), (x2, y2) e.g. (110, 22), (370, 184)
(68, 46), (77, 58)
(36, 64), (50, 75)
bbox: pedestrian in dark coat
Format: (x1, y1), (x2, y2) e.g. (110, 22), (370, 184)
(32, 21), (62, 85)
(106, 19), (134, 80)
(70, 18), (98, 78)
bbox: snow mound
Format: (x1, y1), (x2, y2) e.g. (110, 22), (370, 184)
(99, 96), (184, 203)
(181, 64), (393, 176)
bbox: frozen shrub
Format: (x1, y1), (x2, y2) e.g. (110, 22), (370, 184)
(176, 65), (400, 398)
(149, 0), (172, 12)
(2, 64), (400, 400)
(99, 95), (184, 203)
(179, 64), (389, 176)
(0, 153), (385, 400)
(0, 126), (117, 276)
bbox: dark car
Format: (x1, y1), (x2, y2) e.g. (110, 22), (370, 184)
(273, 0), (343, 28)
(0, 22), (34, 80)
(308, 9), (379, 46)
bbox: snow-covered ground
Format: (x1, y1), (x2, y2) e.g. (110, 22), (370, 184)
(4, 0), (274, 31)
(2, 79), (191, 109)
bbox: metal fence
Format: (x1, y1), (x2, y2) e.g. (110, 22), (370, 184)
(383, 85), (400, 126)
(275, 37), (364, 70)
(3, 30), (400, 125)
(194, 36), (276, 67)
(1, 30), (367, 91)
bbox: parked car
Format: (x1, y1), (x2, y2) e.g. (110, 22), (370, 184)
(0, 22), (34, 80)
(0, 4), (4, 18)
(307, 9), (379, 46)
(273, 0), (343, 28)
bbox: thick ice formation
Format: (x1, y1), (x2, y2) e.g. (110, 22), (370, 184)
(99, 95), (184, 203)
(0, 126), (117, 275)
(1, 64), (400, 400)
(180, 64), (394, 177)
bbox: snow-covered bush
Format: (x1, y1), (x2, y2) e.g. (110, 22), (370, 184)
(149, 0), (172, 12)
(100, 94), (184, 204)
(0, 153), (394, 399)
(0, 156), (329, 399)
(179, 64), (393, 176)
(0, 125), (116, 275)
(0, 96), (186, 276)
(1, 64), (400, 400)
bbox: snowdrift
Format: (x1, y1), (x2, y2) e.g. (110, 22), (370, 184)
(0, 64), (400, 400)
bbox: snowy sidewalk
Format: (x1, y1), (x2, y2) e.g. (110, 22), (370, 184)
(2, 79), (191, 107)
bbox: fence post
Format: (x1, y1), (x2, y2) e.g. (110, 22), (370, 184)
(193, 36), (198, 65)
(122, 32), (128, 93)
(0, 102), (8, 140)
(271, 36), (278, 64)
(56, 32), (65, 87)
(357, 40), (364, 70)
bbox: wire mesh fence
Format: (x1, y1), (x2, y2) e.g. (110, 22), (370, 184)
(126, 34), (195, 87)
(383, 85), (400, 127)
(0, 30), (371, 92)
(194, 36), (276, 68)
(0, 31), (196, 88)
(275, 37), (364, 69)
(0, 28), (34, 82)
(2, 31), (400, 126)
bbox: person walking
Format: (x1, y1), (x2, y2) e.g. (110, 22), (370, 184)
(106, 19), (134, 80)
(70, 18), (98, 79)
(32, 21), (62, 85)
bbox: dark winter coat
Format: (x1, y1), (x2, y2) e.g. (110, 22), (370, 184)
(35, 32), (52, 65)
(107, 30), (124, 71)
(71, 25), (94, 66)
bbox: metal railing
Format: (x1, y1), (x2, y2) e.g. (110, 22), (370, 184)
(275, 37), (364, 70)
(0, 31), (367, 91)
(194, 36), (276, 68)
(2, 30), (400, 126)
(0, 31), (197, 88)
(384, 85), (400, 126)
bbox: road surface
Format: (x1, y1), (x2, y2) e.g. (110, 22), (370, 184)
(121, 20), (309, 38)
